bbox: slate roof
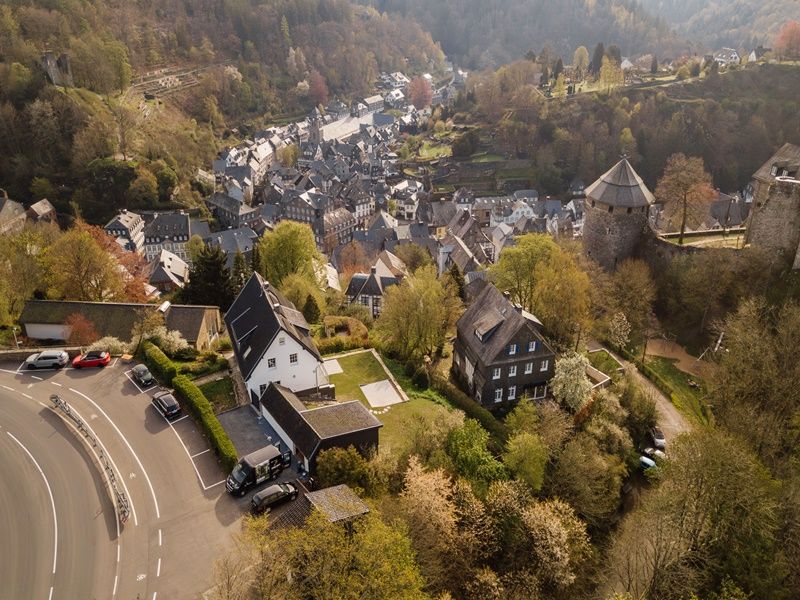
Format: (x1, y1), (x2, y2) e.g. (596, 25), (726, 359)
(585, 158), (655, 208)
(260, 384), (381, 460)
(0, 195), (25, 227)
(144, 212), (191, 239)
(148, 249), (189, 288)
(204, 227), (258, 267)
(753, 143), (800, 183)
(28, 198), (55, 218)
(345, 267), (399, 299)
(225, 273), (321, 381)
(104, 209), (143, 232)
(456, 284), (551, 366)
(271, 484), (370, 529)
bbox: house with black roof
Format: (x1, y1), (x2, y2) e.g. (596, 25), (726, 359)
(452, 283), (556, 409)
(143, 211), (194, 262)
(225, 272), (329, 403)
(259, 383), (381, 473)
(344, 258), (401, 317)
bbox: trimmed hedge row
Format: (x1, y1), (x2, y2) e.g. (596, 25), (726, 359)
(172, 375), (238, 472)
(431, 372), (509, 445)
(317, 335), (371, 356)
(143, 341), (177, 383)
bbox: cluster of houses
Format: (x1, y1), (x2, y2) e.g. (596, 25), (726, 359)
(0, 189), (56, 235)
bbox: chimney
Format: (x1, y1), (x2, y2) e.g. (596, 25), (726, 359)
(370, 266), (377, 275)
(503, 291), (511, 301)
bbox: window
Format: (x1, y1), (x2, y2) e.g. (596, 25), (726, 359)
(494, 388), (503, 403)
(278, 337), (286, 345)
(509, 365), (517, 377)
(289, 353), (298, 364)
(540, 359), (549, 372)
(508, 344), (517, 355)
(508, 386), (516, 400)
(525, 362), (533, 374)
(771, 165), (778, 176)
(267, 358), (276, 368)
(528, 341), (537, 352)
(492, 368), (501, 380)
(259, 383), (267, 396)
(533, 385), (546, 400)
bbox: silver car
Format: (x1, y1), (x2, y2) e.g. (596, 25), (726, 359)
(25, 350), (69, 369)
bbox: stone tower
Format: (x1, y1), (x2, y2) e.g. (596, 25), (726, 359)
(582, 158), (655, 270)
(747, 177), (800, 268)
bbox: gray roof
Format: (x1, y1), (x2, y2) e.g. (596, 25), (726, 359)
(585, 158), (654, 208)
(144, 212), (191, 239)
(205, 227), (258, 266)
(104, 210), (142, 232)
(271, 484), (370, 529)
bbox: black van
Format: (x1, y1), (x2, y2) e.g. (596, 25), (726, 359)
(226, 445), (292, 496)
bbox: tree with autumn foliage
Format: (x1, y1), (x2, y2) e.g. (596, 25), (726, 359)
(775, 20), (800, 60)
(408, 75), (433, 109)
(308, 69), (329, 107)
(65, 313), (100, 346)
(655, 153), (716, 245)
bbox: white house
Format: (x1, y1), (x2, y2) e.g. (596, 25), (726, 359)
(225, 273), (329, 405)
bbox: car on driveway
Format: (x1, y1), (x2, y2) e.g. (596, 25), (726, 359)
(72, 350), (111, 369)
(152, 390), (181, 419)
(250, 482), (299, 515)
(25, 350), (69, 369)
(650, 426), (666, 451)
(131, 364), (155, 387)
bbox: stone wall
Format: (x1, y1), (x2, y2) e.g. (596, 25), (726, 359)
(747, 179), (800, 265)
(583, 202), (649, 270)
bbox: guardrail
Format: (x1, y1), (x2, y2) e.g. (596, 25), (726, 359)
(50, 394), (131, 525)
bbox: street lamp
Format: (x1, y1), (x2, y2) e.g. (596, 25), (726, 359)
(12, 326), (20, 348)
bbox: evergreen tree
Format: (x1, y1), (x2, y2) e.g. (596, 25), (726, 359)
(250, 241), (261, 274)
(553, 57), (564, 80)
(606, 44), (622, 65)
(182, 245), (234, 310)
(448, 263), (465, 300)
(590, 42), (605, 74)
(231, 250), (250, 294)
(302, 293), (321, 324)
(650, 55), (658, 74)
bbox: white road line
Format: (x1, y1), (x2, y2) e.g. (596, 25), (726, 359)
(21, 393), (32, 400)
(158, 529), (162, 546)
(142, 386), (157, 394)
(171, 414), (189, 423)
(161, 415), (208, 489)
(1, 384), (14, 391)
(7, 431), (58, 575)
(0, 368), (20, 375)
(49, 586), (53, 600)
(122, 372), (145, 395)
(190, 449), (211, 458)
(113, 575), (118, 596)
(17, 361), (25, 372)
(112, 357), (119, 367)
(69, 387), (161, 519)
(205, 480), (226, 490)
(117, 544), (121, 563)
(31, 375), (43, 381)
(51, 382), (62, 387)
(153, 592), (157, 600)
(157, 557), (161, 577)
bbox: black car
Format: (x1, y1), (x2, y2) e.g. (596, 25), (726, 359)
(132, 364), (155, 387)
(250, 482), (298, 515)
(152, 391), (181, 419)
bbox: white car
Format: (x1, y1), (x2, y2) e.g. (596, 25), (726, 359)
(25, 350), (69, 369)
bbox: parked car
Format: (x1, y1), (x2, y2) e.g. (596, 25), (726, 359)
(72, 350), (111, 369)
(650, 426), (666, 451)
(642, 446), (667, 460)
(152, 391), (181, 419)
(250, 482), (298, 515)
(131, 364), (155, 387)
(639, 455), (657, 470)
(25, 350), (69, 369)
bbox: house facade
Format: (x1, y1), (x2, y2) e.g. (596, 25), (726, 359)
(452, 284), (556, 409)
(105, 209), (145, 253)
(225, 273), (329, 402)
(143, 212), (193, 262)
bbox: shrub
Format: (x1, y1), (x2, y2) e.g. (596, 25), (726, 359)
(322, 315), (368, 340)
(316, 335), (370, 355)
(432, 372), (509, 446)
(149, 326), (189, 357)
(89, 336), (130, 355)
(172, 346), (199, 361)
(142, 341), (177, 383)
(412, 367), (430, 389)
(172, 375), (238, 471)
(214, 336), (233, 352)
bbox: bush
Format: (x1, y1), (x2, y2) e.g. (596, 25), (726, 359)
(172, 346), (199, 361)
(89, 336), (130, 355)
(149, 326), (189, 357)
(322, 315), (368, 340)
(214, 336), (233, 352)
(432, 372), (508, 446)
(172, 375), (238, 471)
(142, 341), (177, 383)
(412, 367), (430, 389)
(316, 335), (370, 355)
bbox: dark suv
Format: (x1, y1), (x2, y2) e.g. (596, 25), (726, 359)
(152, 391), (181, 419)
(250, 482), (298, 515)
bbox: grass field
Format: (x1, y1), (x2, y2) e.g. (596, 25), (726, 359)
(199, 377), (237, 413)
(587, 349), (623, 379)
(470, 152), (505, 163)
(418, 141), (452, 159)
(329, 351), (388, 404)
(645, 356), (709, 425)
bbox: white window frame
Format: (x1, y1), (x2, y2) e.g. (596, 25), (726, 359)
(540, 359), (549, 372)
(525, 362), (533, 374)
(508, 343), (517, 355)
(289, 353), (298, 365)
(278, 336), (286, 345)
(509, 365), (517, 377)
(528, 341), (536, 352)
(267, 358), (276, 369)
(494, 388), (503, 403)
(259, 383), (267, 396)
(492, 367), (501, 380)
(533, 385), (547, 400)
(508, 386), (516, 400)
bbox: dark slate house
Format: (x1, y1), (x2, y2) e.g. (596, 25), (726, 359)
(259, 383), (381, 472)
(452, 284), (556, 409)
(204, 227), (258, 269)
(344, 265), (399, 317)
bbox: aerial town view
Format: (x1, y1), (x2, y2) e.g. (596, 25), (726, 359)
(1, 0), (800, 598)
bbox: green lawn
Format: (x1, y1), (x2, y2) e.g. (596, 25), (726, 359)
(329, 351), (389, 403)
(587, 349), (624, 380)
(645, 356), (709, 425)
(470, 152), (505, 163)
(418, 141), (452, 159)
(199, 377), (237, 413)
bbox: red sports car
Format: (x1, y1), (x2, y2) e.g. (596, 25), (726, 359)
(72, 350), (111, 368)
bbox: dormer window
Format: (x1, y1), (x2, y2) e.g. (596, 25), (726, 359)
(528, 341), (537, 352)
(508, 344), (517, 355)
(771, 165), (778, 176)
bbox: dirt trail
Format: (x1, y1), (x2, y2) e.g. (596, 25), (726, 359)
(645, 338), (712, 379)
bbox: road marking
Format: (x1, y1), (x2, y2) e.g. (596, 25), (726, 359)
(21, 393), (32, 400)
(153, 593), (157, 600)
(158, 529), (162, 546)
(49, 586), (53, 600)
(112, 357), (119, 367)
(69, 387), (161, 519)
(17, 361), (25, 372)
(161, 414), (209, 489)
(171, 414), (189, 423)
(122, 371), (145, 394)
(157, 557), (162, 577)
(205, 480), (226, 489)
(1, 384), (14, 391)
(7, 431), (58, 575)
(113, 575), (118, 596)
(31, 376), (43, 381)
(191, 449), (211, 458)
(117, 544), (121, 563)
(51, 382), (62, 387)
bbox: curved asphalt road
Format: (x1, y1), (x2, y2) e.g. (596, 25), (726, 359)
(0, 387), (117, 599)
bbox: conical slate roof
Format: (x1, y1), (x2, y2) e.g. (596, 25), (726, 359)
(585, 158), (655, 208)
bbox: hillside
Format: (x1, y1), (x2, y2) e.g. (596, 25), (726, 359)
(360, 0), (683, 68)
(639, 0), (797, 50)
(0, 0), (444, 221)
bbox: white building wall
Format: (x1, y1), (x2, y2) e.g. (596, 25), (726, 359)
(24, 323), (71, 340)
(245, 331), (328, 398)
(259, 404), (309, 470)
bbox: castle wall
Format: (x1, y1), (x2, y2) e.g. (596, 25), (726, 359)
(583, 202), (649, 270)
(747, 180), (800, 265)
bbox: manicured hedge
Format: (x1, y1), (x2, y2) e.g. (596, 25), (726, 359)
(172, 375), (238, 472)
(431, 372), (509, 445)
(142, 341), (177, 383)
(317, 335), (371, 355)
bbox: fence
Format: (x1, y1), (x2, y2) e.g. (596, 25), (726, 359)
(50, 394), (131, 525)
